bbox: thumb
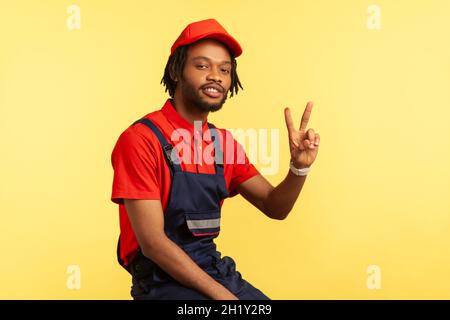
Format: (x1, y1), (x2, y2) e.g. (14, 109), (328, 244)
(303, 139), (311, 150)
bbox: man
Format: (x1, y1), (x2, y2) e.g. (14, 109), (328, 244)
(111, 18), (320, 300)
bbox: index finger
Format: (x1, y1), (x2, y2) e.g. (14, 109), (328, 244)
(300, 101), (314, 131)
(284, 107), (295, 135)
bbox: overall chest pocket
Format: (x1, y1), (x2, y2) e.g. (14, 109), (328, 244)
(184, 209), (221, 237)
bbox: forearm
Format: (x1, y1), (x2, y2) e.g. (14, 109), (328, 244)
(264, 169), (308, 220)
(142, 237), (238, 300)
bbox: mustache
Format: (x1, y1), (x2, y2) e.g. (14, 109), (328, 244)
(201, 83), (224, 93)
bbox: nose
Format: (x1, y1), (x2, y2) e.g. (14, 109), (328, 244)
(206, 66), (222, 83)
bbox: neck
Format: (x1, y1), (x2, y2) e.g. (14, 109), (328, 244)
(171, 95), (208, 126)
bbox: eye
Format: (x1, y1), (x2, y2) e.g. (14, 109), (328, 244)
(221, 69), (230, 74)
(196, 65), (207, 69)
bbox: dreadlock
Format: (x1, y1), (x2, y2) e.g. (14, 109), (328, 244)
(160, 44), (243, 98)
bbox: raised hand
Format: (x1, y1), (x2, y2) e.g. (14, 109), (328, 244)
(284, 101), (320, 169)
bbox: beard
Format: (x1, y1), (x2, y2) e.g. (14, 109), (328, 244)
(180, 80), (228, 113)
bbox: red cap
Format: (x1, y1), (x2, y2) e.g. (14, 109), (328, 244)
(170, 19), (242, 58)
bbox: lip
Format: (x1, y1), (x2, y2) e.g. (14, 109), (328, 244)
(201, 83), (223, 99)
(201, 83), (224, 93)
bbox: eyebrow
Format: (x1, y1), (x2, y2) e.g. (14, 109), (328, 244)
(191, 56), (231, 65)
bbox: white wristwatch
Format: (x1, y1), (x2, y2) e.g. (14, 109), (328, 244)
(289, 161), (311, 176)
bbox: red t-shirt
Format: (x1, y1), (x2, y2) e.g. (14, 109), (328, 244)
(111, 99), (260, 266)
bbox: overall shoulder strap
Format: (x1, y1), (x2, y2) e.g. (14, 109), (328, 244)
(207, 123), (224, 175)
(133, 118), (182, 174)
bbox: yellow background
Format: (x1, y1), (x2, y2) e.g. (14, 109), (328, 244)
(1, 0), (449, 299)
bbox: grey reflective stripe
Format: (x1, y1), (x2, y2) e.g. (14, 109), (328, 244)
(186, 218), (220, 230)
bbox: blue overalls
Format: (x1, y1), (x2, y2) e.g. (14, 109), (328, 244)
(117, 118), (270, 300)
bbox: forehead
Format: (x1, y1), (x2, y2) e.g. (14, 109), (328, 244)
(187, 39), (232, 63)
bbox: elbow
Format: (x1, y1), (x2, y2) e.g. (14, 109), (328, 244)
(140, 235), (168, 259)
(262, 192), (293, 220)
(140, 244), (157, 260)
(267, 207), (292, 220)
(272, 212), (289, 220)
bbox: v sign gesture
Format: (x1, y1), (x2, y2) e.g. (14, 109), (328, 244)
(284, 101), (320, 170)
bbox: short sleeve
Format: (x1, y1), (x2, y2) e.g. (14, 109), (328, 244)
(228, 138), (260, 197)
(111, 127), (161, 204)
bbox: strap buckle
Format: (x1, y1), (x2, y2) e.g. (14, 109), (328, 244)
(163, 144), (178, 165)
